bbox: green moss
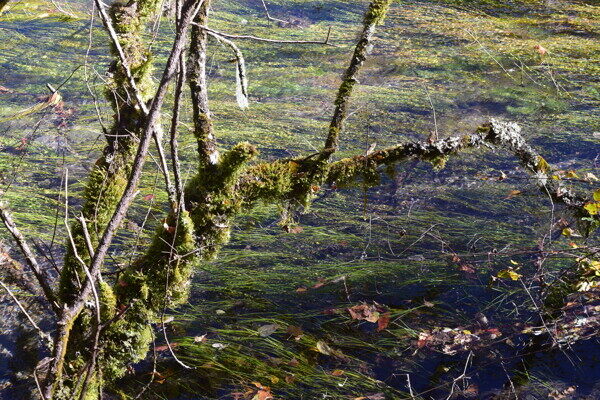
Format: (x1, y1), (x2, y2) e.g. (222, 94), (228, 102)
(363, 0), (393, 26)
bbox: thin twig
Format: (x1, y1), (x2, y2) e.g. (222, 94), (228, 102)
(0, 280), (50, 345)
(259, 0), (287, 24)
(0, 202), (60, 315)
(192, 23), (336, 46)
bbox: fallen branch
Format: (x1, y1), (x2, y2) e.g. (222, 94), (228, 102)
(0, 202), (60, 315)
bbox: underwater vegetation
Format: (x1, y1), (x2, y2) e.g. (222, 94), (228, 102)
(0, 0), (599, 399)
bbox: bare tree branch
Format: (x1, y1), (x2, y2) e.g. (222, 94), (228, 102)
(193, 23), (335, 46)
(0, 202), (60, 315)
(0, 280), (50, 345)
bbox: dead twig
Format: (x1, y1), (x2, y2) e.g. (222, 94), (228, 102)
(0, 202), (60, 315)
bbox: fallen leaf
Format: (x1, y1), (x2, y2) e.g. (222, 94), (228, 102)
(194, 334), (207, 343)
(377, 313), (391, 332)
(565, 170), (579, 179)
(315, 340), (333, 355)
(154, 343), (178, 352)
(585, 202), (600, 215)
(251, 389), (273, 400)
(287, 225), (304, 234)
(296, 287), (308, 293)
(497, 268), (522, 281)
(354, 393), (385, 400)
(585, 173), (599, 182)
(143, 194), (155, 201)
(286, 325), (303, 339)
(330, 369), (345, 376)
(533, 44), (547, 56)
(258, 324), (279, 337)
(462, 384), (479, 398)
(505, 190), (522, 199)
(348, 303), (381, 323)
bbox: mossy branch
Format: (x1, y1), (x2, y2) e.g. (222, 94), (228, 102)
(324, 0), (393, 153)
(240, 120), (597, 229)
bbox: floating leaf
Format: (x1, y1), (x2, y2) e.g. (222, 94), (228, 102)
(505, 190), (521, 199)
(315, 340), (333, 355)
(584, 202), (600, 215)
(377, 313), (391, 332)
(536, 156), (550, 173)
(194, 334), (207, 343)
(565, 170), (579, 179)
(257, 324), (279, 337)
(497, 268), (522, 281)
(347, 303), (380, 323)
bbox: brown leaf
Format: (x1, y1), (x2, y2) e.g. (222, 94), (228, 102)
(347, 303), (380, 323)
(534, 44), (547, 56)
(252, 389), (273, 400)
(154, 343), (178, 352)
(377, 313), (391, 332)
(459, 263), (476, 274)
(330, 369), (345, 376)
(354, 394), (385, 400)
(462, 384), (479, 398)
(286, 325), (303, 339)
(296, 287), (308, 293)
(143, 194), (155, 201)
(505, 190), (522, 199)
(288, 225), (304, 234)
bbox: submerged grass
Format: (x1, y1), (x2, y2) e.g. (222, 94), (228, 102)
(0, 0), (599, 398)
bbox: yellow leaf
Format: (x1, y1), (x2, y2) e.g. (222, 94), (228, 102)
(594, 189), (600, 202)
(536, 156), (550, 173)
(565, 170), (579, 179)
(497, 269), (522, 281)
(315, 341), (332, 355)
(584, 203), (600, 215)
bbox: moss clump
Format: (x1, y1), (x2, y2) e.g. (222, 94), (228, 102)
(186, 142), (259, 259)
(363, 0), (393, 26)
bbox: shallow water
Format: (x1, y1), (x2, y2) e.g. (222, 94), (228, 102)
(0, 0), (599, 399)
